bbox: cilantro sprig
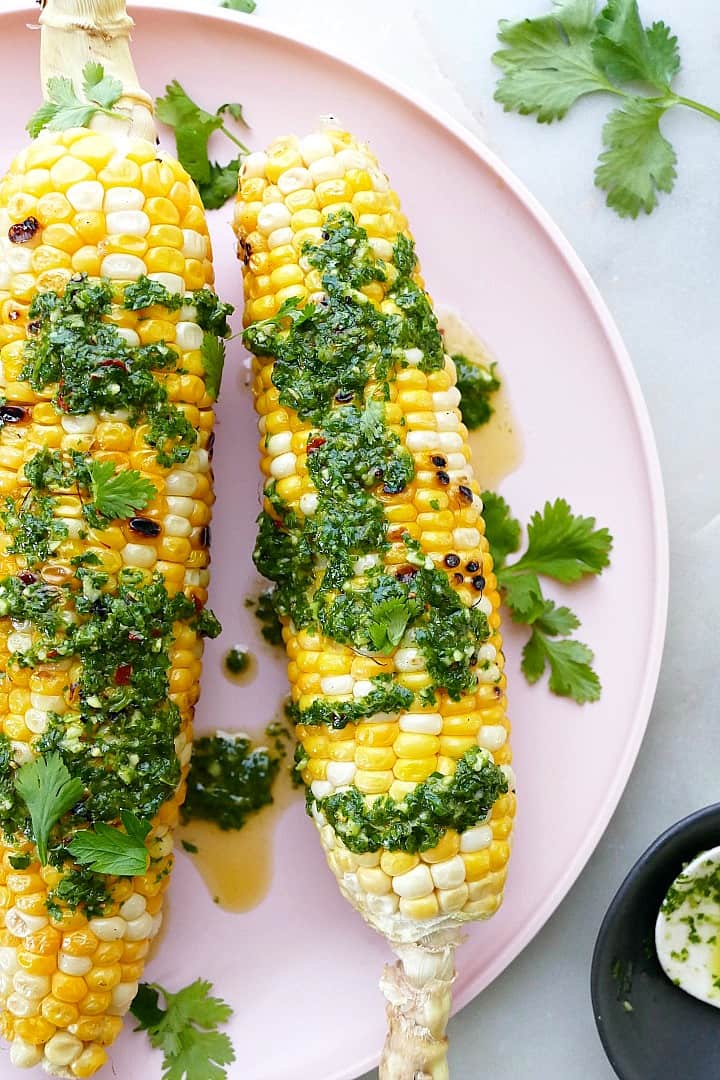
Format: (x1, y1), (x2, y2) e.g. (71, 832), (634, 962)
(131, 979), (235, 1080)
(155, 82), (250, 210)
(68, 812), (151, 877)
(27, 62), (124, 138)
(86, 460), (157, 522)
(14, 753), (85, 865)
(483, 492), (612, 703)
(493, 0), (720, 217)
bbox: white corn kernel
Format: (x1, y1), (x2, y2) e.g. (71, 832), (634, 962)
(366, 892), (399, 916)
(120, 895), (147, 922)
(0, 972), (13, 996)
(10, 1038), (42, 1068)
(399, 713), (443, 735)
(367, 237), (394, 260)
(353, 680), (373, 699)
(104, 187), (144, 212)
(242, 151), (268, 178)
(326, 762), (357, 787)
(187, 447), (210, 473)
(5, 910), (47, 938)
(477, 662), (500, 683)
(460, 825), (493, 853)
(406, 431), (440, 452)
(66, 180), (104, 211)
(320, 675), (353, 695)
(393, 647), (424, 672)
(6, 993), (39, 1018)
(175, 321), (203, 351)
(60, 414), (97, 434)
(148, 913), (163, 940)
(88, 916), (126, 941)
(165, 471), (197, 496)
(266, 432), (292, 456)
(11, 742), (33, 766)
(477, 597), (493, 616)
(438, 431), (463, 452)
(109, 981), (139, 1015)
(269, 451), (296, 479)
(277, 167), (312, 194)
(124, 912), (154, 941)
(181, 229), (207, 259)
(299, 492), (318, 516)
(311, 780), (332, 800)
(163, 514), (192, 538)
(44, 1032), (83, 1068)
(7, 632), (32, 654)
(433, 387), (462, 408)
(7, 248), (33, 272)
(299, 133), (335, 164)
(403, 347), (423, 366)
(430, 855), (466, 890)
(0, 948), (19, 974)
(478, 644), (497, 662)
(354, 554), (380, 574)
(149, 272), (185, 293)
(320, 824), (335, 851)
(447, 452), (469, 471)
(105, 210), (150, 236)
(336, 149), (370, 171)
(268, 226), (294, 249)
(453, 528), (480, 549)
(501, 765), (517, 791)
(166, 495), (194, 516)
(0, 262), (11, 290)
(121, 543), (157, 569)
(257, 203), (291, 235)
(30, 692), (65, 712)
(392, 863), (434, 899)
(308, 156), (344, 182)
(13, 971), (50, 1001)
(477, 725), (507, 751)
(58, 953), (92, 977)
(101, 253), (147, 280)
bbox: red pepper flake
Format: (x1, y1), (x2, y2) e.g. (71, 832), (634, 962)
(307, 436), (326, 453)
(387, 527), (406, 543)
(99, 358), (128, 371)
(8, 217), (40, 244)
(127, 630), (143, 643)
(47, 649), (60, 659)
(17, 571), (37, 585)
(191, 594), (203, 613)
(114, 663), (132, 686)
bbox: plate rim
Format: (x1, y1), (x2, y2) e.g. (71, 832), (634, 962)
(0, 4), (670, 1076)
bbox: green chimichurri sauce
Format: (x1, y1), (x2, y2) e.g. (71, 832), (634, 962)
(453, 352), (500, 431)
(182, 734), (279, 831)
(243, 209), (506, 847)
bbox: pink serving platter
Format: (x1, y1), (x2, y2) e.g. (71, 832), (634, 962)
(0, 3), (668, 1078)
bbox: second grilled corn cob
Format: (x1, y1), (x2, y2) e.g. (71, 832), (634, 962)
(236, 127), (516, 1078)
(0, 1), (226, 1074)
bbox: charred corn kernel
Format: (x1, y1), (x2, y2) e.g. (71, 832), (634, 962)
(238, 127), (513, 964)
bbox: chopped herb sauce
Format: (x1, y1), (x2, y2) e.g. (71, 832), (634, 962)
(183, 734), (278, 831)
(453, 352), (500, 430)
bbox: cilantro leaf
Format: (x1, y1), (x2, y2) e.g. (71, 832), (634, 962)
(87, 460), (157, 521)
(27, 62), (124, 138)
(500, 570), (544, 622)
(221, 0), (257, 10)
(201, 334), (226, 400)
(522, 630), (601, 702)
(368, 598), (416, 653)
(493, 0), (611, 122)
(68, 813), (151, 876)
(595, 98), (677, 218)
(218, 103), (248, 125)
(15, 754), (85, 864)
(155, 82), (248, 210)
(82, 62), (124, 109)
(533, 598), (580, 635)
(480, 490), (521, 570)
(131, 979), (235, 1080)
(593, 0), (680, 91)
(512, 498), (612, 582)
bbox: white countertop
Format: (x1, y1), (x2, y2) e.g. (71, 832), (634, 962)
(2, 1), (718, 1077)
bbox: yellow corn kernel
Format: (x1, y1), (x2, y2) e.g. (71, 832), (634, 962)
(380, 851), (419, 876)
(393, 758), (437, 783)
(356, 722), (399, 748)
(52, 974), (88, 1004)
(17, 951), (56, 976)
(462, 851), (491, 881)
(420, 831), (461, 864)
(393, 732), (439, 759)
(354, 745), (395, 770)
(77, 993), (111, 1017)
(41, 997), (80, 1029)
(399, 894), (440, 920)
(71, 1045), (109, 1078)
(14, 1017), (57, 1046)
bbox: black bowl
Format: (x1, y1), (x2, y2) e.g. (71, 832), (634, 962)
(591, 804), (720, 1080)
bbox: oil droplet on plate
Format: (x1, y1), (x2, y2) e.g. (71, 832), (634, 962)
(437, 305), (523, 490)
(179, 758), (300, 913)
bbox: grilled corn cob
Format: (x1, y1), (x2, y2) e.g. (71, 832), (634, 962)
(236, 128), (516, 1078)
(0, 2), (224, 1074)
